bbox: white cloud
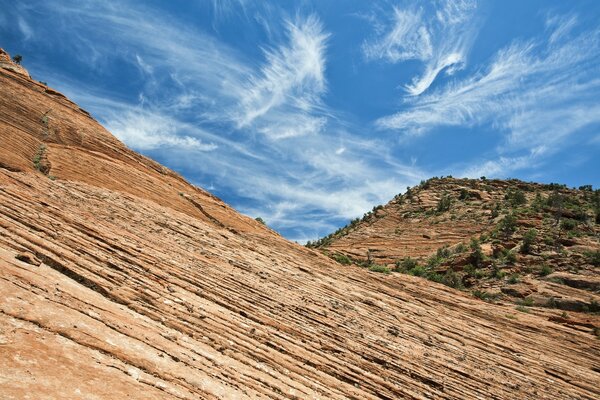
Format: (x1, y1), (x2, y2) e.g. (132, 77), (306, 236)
(235, 14), (329, 140)
(105, 111), (218, 152)
(378, 14), (600, 177)
(546, 13), (578, 44)
(362, 7), (432, 63)
(17, 16), (33, 40)
(459, 155), (538, 179)
(363, 0), (479, 95)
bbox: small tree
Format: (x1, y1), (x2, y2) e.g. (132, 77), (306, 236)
(436, 194), (452, 212)
(520, 229), (537, 254)
(396, 257), (418, 272)
(469, 238), (484, 267)
(12, 54), (23, 64)
(505, 188), (527, 207)
(498, 214), (517, 238)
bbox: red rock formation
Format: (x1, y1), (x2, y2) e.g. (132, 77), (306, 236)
(1, 49), (599, 399)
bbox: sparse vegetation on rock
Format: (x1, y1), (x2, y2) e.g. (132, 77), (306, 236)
(313, 176), (600, 321)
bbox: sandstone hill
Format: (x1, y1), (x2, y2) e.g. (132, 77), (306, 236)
(1, 49), (599, 399)
(312, 177), (600, 331)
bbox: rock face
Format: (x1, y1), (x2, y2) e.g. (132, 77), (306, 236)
(314, 177), (600, 333)
(1, 49), (599, 399)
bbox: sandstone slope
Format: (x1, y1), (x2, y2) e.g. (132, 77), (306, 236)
(1, 49), (599, 399)
(313, 177), (600, 328)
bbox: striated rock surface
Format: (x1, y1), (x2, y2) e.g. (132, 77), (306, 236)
(314, 177), (600, 331)
(1, 49), (600, 399)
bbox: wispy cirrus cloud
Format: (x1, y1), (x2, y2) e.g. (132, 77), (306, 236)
(7, 0), (425, 241)
(378, 13), (600, 177)
(363, 0), (479, 95)
(235, 15), (329, 140)
(377, 18), (600, 143)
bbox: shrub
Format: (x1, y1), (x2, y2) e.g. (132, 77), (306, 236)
(490, 204), (500, 219)
(436, 246), (451, 259)
(540, 265), (553, 276)
(427, 272), (444, 283)
(407, 265), (427, 277)
(332, 253), (352, 265)
(426, 254), (442, 269)
(498, 214), (517, 237)
(369, 264), (391, 274)
(12, 54), (22, 64)
(469, 238), (484, 267)
(436, 194), (452, 212)
(508, 274), (520, 284)
(505, 188), (527, 207)
(473, 290), (492, 300)
(490, 266), (506, 279)
(454, 243), (466, 254)
(441, 270), (463, 289)
(505, 251), (517, 264)
(585, 251), (600, 266)
(560, 219), (577, 231)
(32, 144), (47, 171)
(396, 257), (418, 271)
(520, 229), (537, 254)
(519, 297), (534, 306)
(255, 217), (266, 225)
(459, 189), (470, 200)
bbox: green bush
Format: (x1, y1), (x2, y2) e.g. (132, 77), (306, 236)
(255, 217), (266, 225)
(32, 144), (47, 171)
(459, 189), (470, 200)
(436, 246), (451, 259)
(506, 250), (517, 264)
(473, 290), (492, 300)
(469, 238), (484, 267)
(441, 270), (463, 289)
(520, 229), (537, 254)
(585, 251), (600, 266)
(519, 297), (534, 306)
(498, 214), (518, 237)
(560, 219), (577, 231)
(426, 254), (442, 269)
(454, 243), (466, 254)
(436, 194), (452, 212)
(491, 203), (500, 219)
(508, 274), (520, 284)
(540, 265), (553, 276)
(407, 265), (427, 277)
(505, 188), (527, 207)
(396, 257), (418, 271)
(490, 266), (506, 279)
(332, 253), (352, 265)
(369, 264), (391, 274)
(12, 54), (22, 64)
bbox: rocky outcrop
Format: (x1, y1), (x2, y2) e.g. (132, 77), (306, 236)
(0, 48), (30, 78)
(1, 49), (599, 399)
(315, 177), (600, 331)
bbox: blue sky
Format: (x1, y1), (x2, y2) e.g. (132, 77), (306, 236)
(1, 0), (599, 242)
